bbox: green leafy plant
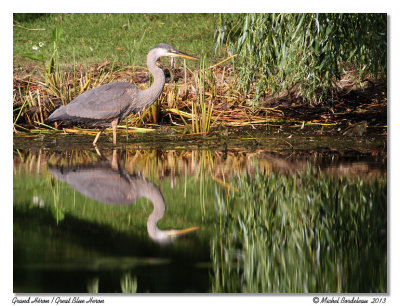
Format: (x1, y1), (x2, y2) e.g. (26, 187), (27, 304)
(214, 13), (387, 104)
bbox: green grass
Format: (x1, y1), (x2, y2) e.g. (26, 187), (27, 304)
(13, 13), (218, 70)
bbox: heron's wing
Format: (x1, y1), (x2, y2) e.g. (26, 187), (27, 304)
(66, 82), (138, 120)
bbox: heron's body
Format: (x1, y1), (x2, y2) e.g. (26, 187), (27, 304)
(48, 82), (140, 128)
(46, 43), (198, 145)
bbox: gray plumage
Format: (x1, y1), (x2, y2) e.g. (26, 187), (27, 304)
(47, 82), (140, 127)
(46, 43), (199, 145)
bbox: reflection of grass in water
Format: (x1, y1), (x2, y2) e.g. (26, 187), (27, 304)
(50, 178), (64, 225)
(212, 169), (387, 293)
(88, 273), (138, 293)
(87, 277), (99, 294)
(120, 273), (138, 293)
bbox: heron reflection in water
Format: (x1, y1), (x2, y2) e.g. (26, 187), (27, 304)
(48, 151), (198, 243)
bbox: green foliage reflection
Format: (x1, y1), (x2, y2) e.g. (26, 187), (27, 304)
(211, 170), (387, 293)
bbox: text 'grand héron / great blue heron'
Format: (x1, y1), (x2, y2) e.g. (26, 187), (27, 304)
(46, 44), (199, 145)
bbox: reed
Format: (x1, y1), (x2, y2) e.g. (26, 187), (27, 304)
(190, 59), (214, 134)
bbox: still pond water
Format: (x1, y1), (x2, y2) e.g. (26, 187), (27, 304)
(13, 128), (387, 293)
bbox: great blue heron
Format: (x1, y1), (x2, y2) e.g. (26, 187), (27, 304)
(49, 152), (199, 243)
(46, 44), (199, 145)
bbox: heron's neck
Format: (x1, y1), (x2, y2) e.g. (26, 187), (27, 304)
(138, 182), (166, 240)
(138, 53), (166, 109)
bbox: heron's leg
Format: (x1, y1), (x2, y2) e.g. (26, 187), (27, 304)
(111, 119), (118, 146)
(93, 128), (105, 145)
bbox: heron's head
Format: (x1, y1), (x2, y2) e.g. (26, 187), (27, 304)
(151, 43), (199, 61)
(150, 226), (200, 244)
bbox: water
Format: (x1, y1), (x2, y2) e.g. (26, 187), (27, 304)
(13, 129), (387, 293)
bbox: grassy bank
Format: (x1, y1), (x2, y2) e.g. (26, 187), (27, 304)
(13, 13), (387, 137)
(14, 13), (217, 69)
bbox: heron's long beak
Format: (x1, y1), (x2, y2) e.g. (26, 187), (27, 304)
(167, 226), (199, 238)
(172, 50), (200, 60)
